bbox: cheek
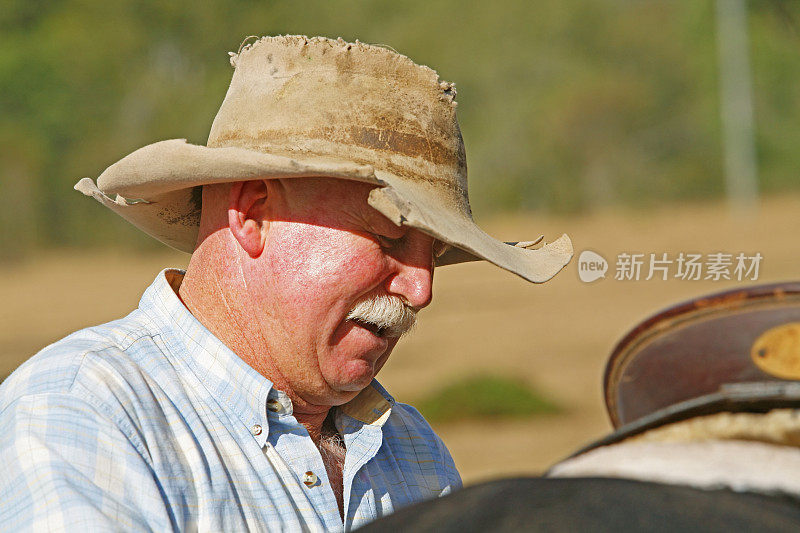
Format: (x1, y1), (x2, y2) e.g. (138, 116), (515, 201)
(259, 224), (390, 337)
(320, 337), (398, 392)
(268, 224), (387, 296)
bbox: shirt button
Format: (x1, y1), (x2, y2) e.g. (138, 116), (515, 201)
(267, 399), (282, 413)
(251, 424), (263, 436)
(302, 471), (318, 487)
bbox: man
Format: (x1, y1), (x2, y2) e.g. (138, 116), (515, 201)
(0, 35), (572, 531)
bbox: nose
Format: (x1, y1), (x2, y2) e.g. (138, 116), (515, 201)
(385, 231), (434, 310)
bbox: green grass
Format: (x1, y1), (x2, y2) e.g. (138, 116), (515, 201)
(416, 374), (561, 424)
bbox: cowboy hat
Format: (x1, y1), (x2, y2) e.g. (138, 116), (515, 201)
(75, 35), (572, 283)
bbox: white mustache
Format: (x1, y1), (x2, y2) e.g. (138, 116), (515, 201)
(346, 295), (417, 338)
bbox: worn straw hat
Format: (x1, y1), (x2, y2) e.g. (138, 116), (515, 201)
(75, 35), (572, 283)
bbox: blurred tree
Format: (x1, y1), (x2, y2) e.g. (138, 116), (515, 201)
(0, 0), (798, 258)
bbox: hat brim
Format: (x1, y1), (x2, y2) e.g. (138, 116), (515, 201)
(75, 139), (572, 283)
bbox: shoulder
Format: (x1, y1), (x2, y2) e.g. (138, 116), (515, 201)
(386, 401), (444, 444)
(0, 311), (179, 530)
(383, 400), (462, 491)
(0, 309), (163, 416)
(366, 381), (460, 485)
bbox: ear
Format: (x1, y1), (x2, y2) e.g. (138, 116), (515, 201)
(228, 180), (269, 257)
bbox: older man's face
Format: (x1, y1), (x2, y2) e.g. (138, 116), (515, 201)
(244, 178), (435, 407)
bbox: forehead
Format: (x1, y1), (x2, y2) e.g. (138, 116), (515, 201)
(279, 177), (402, 232)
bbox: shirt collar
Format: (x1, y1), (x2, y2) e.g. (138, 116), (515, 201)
(341, 380), (395, 427)
(140, 269), (396, 440)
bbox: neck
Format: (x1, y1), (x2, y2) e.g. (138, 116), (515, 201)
(294, 408), (331, 442)
(178, 243), (333, 438)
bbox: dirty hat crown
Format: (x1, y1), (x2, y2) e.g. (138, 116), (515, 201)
(75, 35), (572, 283)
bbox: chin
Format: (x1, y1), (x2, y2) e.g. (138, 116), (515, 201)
(324, 359), (377, 394)
(323, 326), (398, 398)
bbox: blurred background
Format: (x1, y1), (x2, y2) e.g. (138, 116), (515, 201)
(2, 0), (799, 482)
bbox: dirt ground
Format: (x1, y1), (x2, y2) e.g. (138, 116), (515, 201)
(2, 194), (798, 484)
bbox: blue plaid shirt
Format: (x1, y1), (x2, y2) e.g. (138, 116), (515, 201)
(0, 269), (460, 532)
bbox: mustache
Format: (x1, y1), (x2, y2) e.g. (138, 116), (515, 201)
(346, 294), (417, 338)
